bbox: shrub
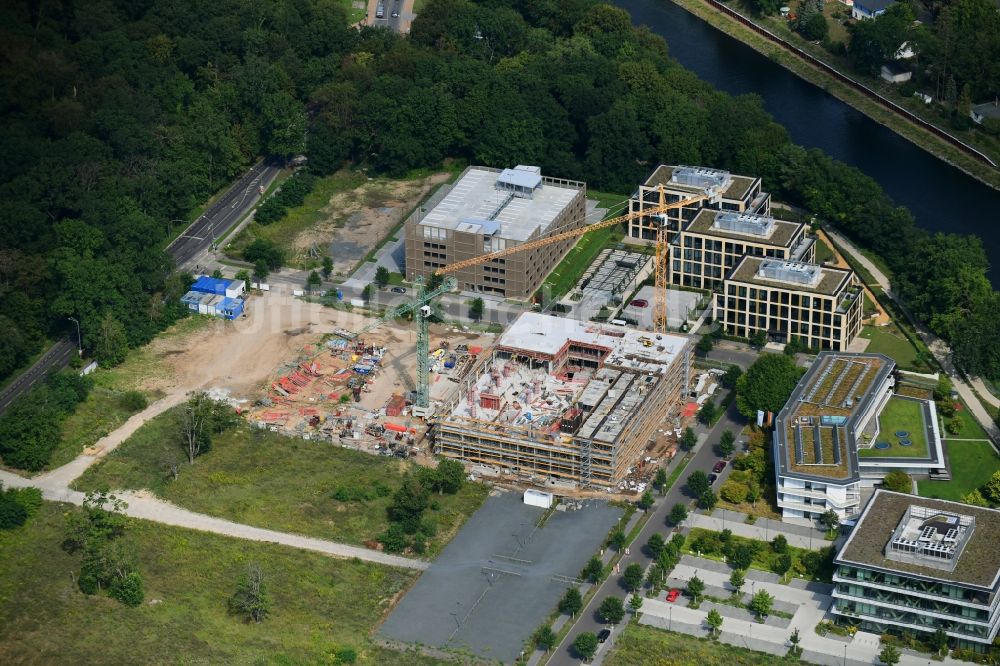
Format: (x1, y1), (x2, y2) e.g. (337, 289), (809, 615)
(120, 391), (148, 412)
(335, 647), (358, 664)
(720, 480), (749, 504)
(0, 495), (28, 529)
(111, 571), (145, 607)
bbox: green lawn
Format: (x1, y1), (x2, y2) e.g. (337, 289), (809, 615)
(918, 440), (1000, 502)
(74, 411), (489, 557)
(859, 396), (929, 459)
(605, 622), (798, 666)
(0, 502), (445, 665)
(45, 387), (148, 471)
(949, 399), (990, 441)
(813, 237), (835, 264)
(859, 324), (919, 369)
(682, 527), (832, 582)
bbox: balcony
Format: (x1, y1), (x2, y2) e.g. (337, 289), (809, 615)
(832, 589), (991, 626)
(832, 601), (992, 641)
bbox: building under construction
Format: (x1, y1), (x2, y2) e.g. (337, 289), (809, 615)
(435, 313), (693, 487)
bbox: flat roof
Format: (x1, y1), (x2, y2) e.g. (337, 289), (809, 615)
(727, 256), (853, 296)
(496, 312), (689, 371)
(774, 352), (894, 482)
(837, 490), (1000, 589)
(643, 164), (757, 202)
(685, 209), (802, 247)
(418, 167), (581, 242)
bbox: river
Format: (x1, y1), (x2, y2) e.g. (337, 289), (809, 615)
(613, 0), (1000, 285)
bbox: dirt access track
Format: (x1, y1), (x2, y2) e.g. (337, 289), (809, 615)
(292, 172), (449, 276)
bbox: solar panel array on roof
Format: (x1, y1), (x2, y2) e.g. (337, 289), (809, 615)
(757, 260), (822, 287)
(712, 212), (776, 238)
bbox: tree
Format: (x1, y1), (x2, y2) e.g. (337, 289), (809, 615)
(706, 608), (723, 638)
(387, 475), (430, 533)
(798, 11), (828, 42)
(946, 416), (964, 436)
(653, 468), (669, 495)
(361, 284), (373, 302)
(686, 575), (705, 601)
(687, 471), (710, 498)
(235, 269), (251, 292)
(559, 587), (583, 616)
(729, 569), (746, 596)
(736, 354), (803, 418)
(819, 509), (840, 533)
(774, 553), (793, 576)
(534, 625), (556, 651)
(305, 270), (321, 293)
(573, 632), (598, 661)
(638, 490), (654, 511)
(930, 628), (948, 656)
(983, 470), (1000, 504)
(244, 239), (284, 270)
(697, 400), (717, 425)
(321, 256), (334, 278)
(729, 543), (755, 571)
(719, 430), (736, 457)
(374, 266), (390, 288)
(720, 480), (749, 504)
(699, 489), (718, 511)
(111, 571), (145, 607)
(882, 470), (911, 493)
(789, 627), (802, 657)
(962, 489), (989, 507)
(598, 596), (625, 624)
(228, 563), (270, 623)
(878, 643), (901, 666)
(681, 427), (697, 451)
(721, 365), (743, 389)
(582, 556), (604, 583)
(629, 593), (643, 614)
(669, 503), (688, 526)
(697, 334), (714, 354)
(95, 313), (128, 367)
(177, 393), (235, 464)
(253, 259), (270, 284)
(750, 589), (774, 620)
(771, 534), (788, 554)
(749, 330), (768, 349)
(623, 563), (644, 592)
(468, 297), (485, 322)
(608, 526), (627, 552)
(647, 533), (666, 559)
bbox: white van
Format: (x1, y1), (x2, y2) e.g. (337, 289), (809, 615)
(610, 319), (627, 327)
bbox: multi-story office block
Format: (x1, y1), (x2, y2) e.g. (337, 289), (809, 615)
(404, 166), (586, 299)
(715, 257), (862, 351)
(833, 490), (1000, 651)
(628, 165), (769, 241)
(773, 353), (945, 520)
(670, 209), (815, 291)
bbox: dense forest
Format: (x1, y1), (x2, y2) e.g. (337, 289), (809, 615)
(0, 0), (997, 385)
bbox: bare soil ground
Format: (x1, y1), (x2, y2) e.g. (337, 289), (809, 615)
(293, 173), (449, 276)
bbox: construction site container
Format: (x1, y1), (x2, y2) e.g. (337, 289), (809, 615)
(385, 395), (406, 417)
(523, 489), (554, 509)
(384, 422), (407, 433)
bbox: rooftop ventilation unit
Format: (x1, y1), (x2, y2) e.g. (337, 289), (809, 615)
(497, 166), (542, 199)
(669, 166), (732, 203)
(712, 212), (776, 238)
(757, 260), (822, 287)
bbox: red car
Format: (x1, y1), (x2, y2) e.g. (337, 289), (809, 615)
(713, 460), (727, 473)
(666, 588), (681, 602)
(630, 299), (648, 308)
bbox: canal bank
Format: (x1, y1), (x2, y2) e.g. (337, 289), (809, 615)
(613, 0), (1000, 286)
(659, 0), (1000, 191)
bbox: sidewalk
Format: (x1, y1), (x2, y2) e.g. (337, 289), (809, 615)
(685, 509), (830, 550)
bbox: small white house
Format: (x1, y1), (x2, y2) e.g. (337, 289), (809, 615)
(880, 63), (912, 84)
(852, 0), (894, 20)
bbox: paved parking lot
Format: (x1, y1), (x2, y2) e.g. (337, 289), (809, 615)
(379, 491), (623, 662)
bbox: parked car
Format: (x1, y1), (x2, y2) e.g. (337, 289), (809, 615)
(391, 9), (399, 17)
(708, 473), (718, 485)
(390, 287), (406, 294)
(597, 628), (612, 643)
(713, 460), (727, 473)
(630, 299), (648, 308)
(666, 588), (681, 603)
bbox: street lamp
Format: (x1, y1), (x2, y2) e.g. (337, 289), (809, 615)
(68, 317), (82, 357)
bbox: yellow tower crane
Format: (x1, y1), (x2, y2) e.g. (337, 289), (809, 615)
(434, 189), (705, 333)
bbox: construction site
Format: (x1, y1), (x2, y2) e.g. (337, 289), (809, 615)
(435, 312), (693, 489)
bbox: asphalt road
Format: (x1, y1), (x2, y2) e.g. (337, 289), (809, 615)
(548, 398), (746, 666)
(0, 338), (76, 415)
(168, 160), (282, 268)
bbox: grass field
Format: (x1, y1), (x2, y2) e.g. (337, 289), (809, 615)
(74, 411), (489, 557)
(859, 396), (929, 459)
(682, 527), (830, 582)
(949, 400), (990, 441)
(0, 502), (444, 665)
(917, 440), (1000, 502)
(604, 622), (797, 666)
(45, 388), (148, 471)
(813, 237), (835, 264)
(859, 324), (919, 369)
